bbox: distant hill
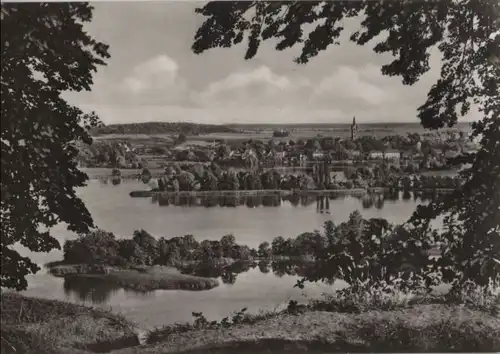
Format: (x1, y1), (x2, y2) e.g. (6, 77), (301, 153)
(92, 122), (237, 136)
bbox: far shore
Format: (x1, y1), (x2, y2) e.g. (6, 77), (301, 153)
(128, 188), (455, 198)
(80, 166), (460, 181)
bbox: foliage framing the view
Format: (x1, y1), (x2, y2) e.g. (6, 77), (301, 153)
(1, 3), (109, 290)
(192, 0), (500, 288)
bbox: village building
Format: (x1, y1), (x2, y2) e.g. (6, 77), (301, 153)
(312, 149), (324, 159)
(369, 149), (401, 160)
(369, 151), (384, 159)
(383, 149), (401, 160)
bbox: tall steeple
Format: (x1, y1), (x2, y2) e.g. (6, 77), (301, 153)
(351, 116), (358, 140)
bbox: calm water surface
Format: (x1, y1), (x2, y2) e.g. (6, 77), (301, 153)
(18, 180), (434, 329)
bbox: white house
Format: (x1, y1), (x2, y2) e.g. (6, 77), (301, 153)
(369, 151), (384, 159)
(384, 150), (401, 160)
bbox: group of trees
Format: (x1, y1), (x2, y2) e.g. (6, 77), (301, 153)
(150, 163), (317, 192)
(62, 211), (432, 286)
(258, 212), (432, 281)
(146, 162), (461, 193)
(291, 212), (436, 290)
(344, 165), (462, 190)
(76, 140), (144, 169)
(63, 230), (257, 268)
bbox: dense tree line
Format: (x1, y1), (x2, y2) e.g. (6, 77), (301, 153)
(141, 162), (460, 192)
(154, 163), (317, 192)
(63, 230), (257, 268)
(345, 166), (461, 190)
(92, 122), (236, 136)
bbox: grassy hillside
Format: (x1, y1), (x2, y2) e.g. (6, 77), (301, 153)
(119, 304), (500, 353)
(0, 293), (138, 354)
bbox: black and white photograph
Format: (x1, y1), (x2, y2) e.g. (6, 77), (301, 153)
(1, 0), (499, 353)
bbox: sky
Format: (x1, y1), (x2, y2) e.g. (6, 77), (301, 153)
(63, 1), (480, 125)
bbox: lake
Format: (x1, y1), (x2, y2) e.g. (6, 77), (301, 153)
(17, 180), (437, 330)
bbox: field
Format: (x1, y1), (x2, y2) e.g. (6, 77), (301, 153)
(94, 122), (473, 145)
(205, 122), (471, 142)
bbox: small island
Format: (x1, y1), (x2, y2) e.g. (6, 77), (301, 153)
(47, 211), (438, 293)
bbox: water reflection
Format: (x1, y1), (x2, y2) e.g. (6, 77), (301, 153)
(149, 192), (441, 211)
(63, 275), (161, 304)
(98, 177), (141, 185)
(64, 275), (123, 303)
(316, 195), (331, 214)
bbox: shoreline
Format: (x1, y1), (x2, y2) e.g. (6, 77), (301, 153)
(128, 188), (455, 198)
(81, 166), (461, 182)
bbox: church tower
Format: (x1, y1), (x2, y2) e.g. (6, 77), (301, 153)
(351, 116), (358, 140)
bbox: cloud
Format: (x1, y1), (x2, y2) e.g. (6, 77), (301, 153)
(312, 65), (388, 107)
(193, 65), (312, 108)
(122, 54), (189, 104)
(193, 63), (400, 115)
